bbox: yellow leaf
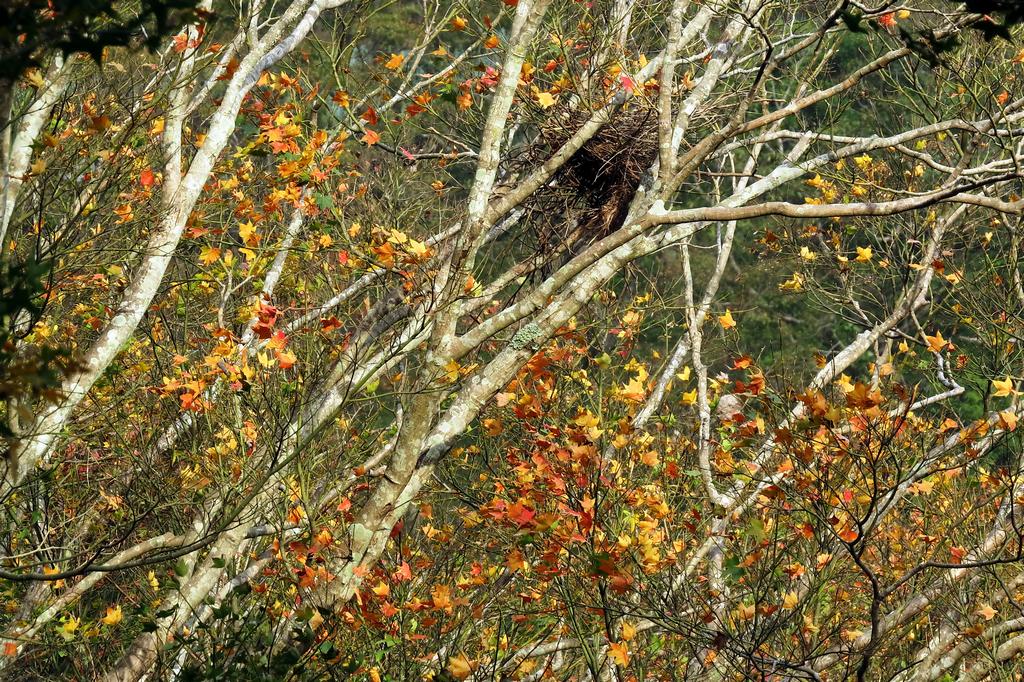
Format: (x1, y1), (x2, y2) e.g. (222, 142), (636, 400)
(681, 389), (697, 406)
(779, 272), (805, 292)
(101, 605), (123, 626)
(799, 246), (817, 261)
(999, 410), (1017, 431)
(718, 309), (736, 330)
(383, 53), (404, 70)
(199, 246), (221, 265)
(238, 221), (257, 245)
(621, 621), (637, 641)
(57, 616), (79, 641)
(608, 641), (630, 666)
(855, 246), (873, 262)
(536, 91), (556, 108)
(448, 652), (473, 680)
(783, 591), (799, 609)
(924, 331), (948, 354)
(993, 376), (1016, 398)
(23, 68), (46, 88)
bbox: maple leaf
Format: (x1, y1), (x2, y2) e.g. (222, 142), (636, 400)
(450, 16), (468, 31)
(924, 331), (949, 353)
(608, 641), (630, 666)
(431, 584), (453, 612)
(56, 616), (79, 641)
(779, 272), (805, 291)
(383, 53), (404, 70)
(448, 653), (473, 680)
(199, 246), (221, 265)
(536, 91), (556, 108)
(482, 418), (503, 436)
(276, 350), (297, 370)
(977, 603), (998, 620)
(100, 605), (123, 626)
(393, 561), (412, 582)
(238, 221), (257, 246)
(855, 246), (873, 262)
(362, 129), (381, 146)
(718, 309), (737, 329)
(993, 376), (1017, 398)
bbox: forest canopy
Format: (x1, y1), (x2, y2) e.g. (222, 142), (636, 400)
(3, 1), (1024, 680)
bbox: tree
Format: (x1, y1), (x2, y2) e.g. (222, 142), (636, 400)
(2, 0), (1024, 679)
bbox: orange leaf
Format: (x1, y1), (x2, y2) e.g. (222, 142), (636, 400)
(718, 309), (736, 330)
(362, 129), (381, 146)
(608, 641), (630, 666)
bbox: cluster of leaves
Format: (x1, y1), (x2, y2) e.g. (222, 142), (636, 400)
(0, 0), (204, 84)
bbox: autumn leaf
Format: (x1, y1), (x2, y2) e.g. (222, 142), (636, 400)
(855, 246), (873, 262)
(383, 53), (404, 70)
(199, 246), (221, 265)
(482, 418), (503, 436)
(139, 168), (156, 188)
(238, 221), (258, 246)
(993, 376), (1017, 398)
(718, 309), (737, 330)
(977, 603), (998, 620)
(362, 129), (381, 146)
(448, 652), (473, 680)
(779, 272), (805, 292)
(56, 616), (79, 641)
(100, 605), (123, 626)
(450, 16), (468, 31)
(536, 91), (556, 108)
(608, 641), (630, 666)
(924, 331), (949, 353)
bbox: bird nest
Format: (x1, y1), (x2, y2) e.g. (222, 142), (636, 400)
(515, 103), (660, 270)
